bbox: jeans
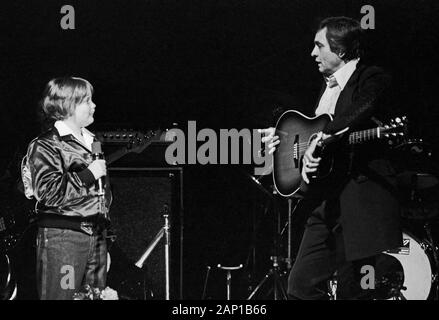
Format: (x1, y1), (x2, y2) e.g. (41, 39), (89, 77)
(36, 227), (107, 300)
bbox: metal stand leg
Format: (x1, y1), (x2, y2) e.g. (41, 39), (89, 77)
(217, 264), (243, 300)
(201, 266), (211, 300)
(134, 204), (171, 300)
(163, 210), (170, 300)
(226, 271), (231, 300)
(283, 198), (301, 270)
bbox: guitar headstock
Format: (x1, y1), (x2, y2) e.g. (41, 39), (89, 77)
(381, 116), (407, 137)
(97, 129), (163, 153)
(128, 130), (164, 153)
(380, 116), (408, 145)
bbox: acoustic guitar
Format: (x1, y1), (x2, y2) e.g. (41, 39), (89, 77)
(273, 110), (407, 197)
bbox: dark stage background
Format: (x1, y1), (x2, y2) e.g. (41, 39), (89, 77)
(1, 0), (439, 299)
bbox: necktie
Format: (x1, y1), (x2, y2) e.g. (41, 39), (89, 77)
(327, 75), (338, 88)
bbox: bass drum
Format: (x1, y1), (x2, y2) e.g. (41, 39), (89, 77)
(379, 231), (435, 300)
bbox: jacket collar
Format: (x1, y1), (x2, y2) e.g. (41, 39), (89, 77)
(54, 120), (95, 151)
(329, 58), (359, 91)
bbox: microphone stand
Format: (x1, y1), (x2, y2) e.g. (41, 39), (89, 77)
(135, 204), (171, 300)
(282, 197), (301, 270)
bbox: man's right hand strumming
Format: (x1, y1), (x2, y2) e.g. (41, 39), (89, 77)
(301, 132), (323, 184)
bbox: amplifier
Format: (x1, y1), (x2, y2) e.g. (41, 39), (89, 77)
(107, 167), (183, 300)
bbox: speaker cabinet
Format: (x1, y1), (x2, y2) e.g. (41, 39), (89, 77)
(107, 167), (183, 300)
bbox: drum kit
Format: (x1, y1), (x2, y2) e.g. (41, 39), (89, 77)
(371, 139), (439, 300)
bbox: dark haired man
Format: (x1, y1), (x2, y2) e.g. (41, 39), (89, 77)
(261, 16), (402, 299)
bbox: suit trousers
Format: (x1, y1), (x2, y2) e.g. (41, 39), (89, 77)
(287, 202), (377, 300)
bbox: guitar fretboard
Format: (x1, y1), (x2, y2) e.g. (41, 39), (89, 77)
(348, 128), (380, 144)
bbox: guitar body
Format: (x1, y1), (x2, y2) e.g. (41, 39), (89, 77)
(273, 110), (333, 197)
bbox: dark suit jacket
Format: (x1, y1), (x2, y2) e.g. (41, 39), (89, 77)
(308, 63), (403, 261)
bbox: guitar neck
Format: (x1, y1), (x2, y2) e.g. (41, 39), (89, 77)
(348, 127), (381, 145)
(106, 147), (129, 165)
(99, 130), (161, 165)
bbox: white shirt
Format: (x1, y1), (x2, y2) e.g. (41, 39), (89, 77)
(54, 120), (95, 151)
(315, 59), (360, 116)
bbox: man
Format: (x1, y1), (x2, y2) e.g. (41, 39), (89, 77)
(261, 16), (402, 299)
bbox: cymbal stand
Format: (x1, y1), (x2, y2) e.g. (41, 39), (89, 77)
(247, 191), (301, 300)
(243, 197), (270, 292)
(246, 256), (287, 300)
(280, 197), (302, 270)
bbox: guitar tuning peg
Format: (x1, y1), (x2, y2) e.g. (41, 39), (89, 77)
(395, 117), (401, 123)
(399, 132), (404, 136)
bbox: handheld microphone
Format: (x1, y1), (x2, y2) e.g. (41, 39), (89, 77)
(91, 141), (105, 196)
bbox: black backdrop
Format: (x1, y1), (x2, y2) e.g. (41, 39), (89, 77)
(1, 0), (439, 299)
(2, 0), (439, 141)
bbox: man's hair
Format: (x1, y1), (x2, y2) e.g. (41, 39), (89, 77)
(41, 77), (93, 123)
(318, 16), (363, 60)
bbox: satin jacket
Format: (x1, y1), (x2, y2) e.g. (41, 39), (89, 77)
(22, 126), (112, 219)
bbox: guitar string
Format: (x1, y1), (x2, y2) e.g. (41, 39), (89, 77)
(277, 124), (402, 152)
(286, 129), (380, 149)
